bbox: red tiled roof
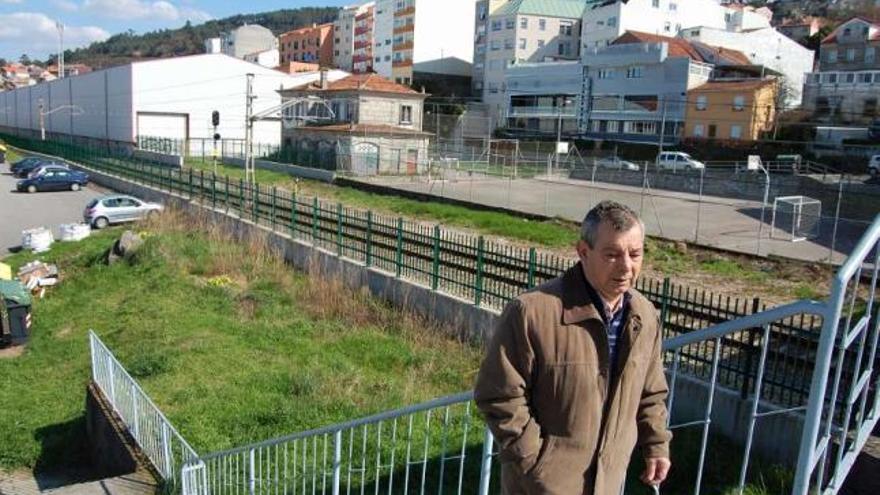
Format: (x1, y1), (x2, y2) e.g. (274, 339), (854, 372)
(613, 31), (751, 65)
(287, 73), (425, 96)
(690, 78), (777, 92)
(296, 124), (431, 137)
(822, 17), (880, 44)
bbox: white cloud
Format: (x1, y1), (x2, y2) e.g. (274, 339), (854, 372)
(0, 12), (108, 56)
(0, 0), (25, 4)
(51, 0), (80, 12)
(83, 0), (211, 22)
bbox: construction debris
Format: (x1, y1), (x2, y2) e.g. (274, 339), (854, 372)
(17, 261), (60, 298)
(21, 228), (54, 253)
(59, 223), (91, 242)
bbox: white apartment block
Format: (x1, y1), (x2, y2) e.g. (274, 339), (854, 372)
(334, 3), (375, 72)
(580, 0), (771, 50)
(680, 26), (814, 106)
(474, 0), (585, 124)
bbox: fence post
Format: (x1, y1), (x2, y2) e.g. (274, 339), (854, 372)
(395, 217), (403, 277)
(188, 168), (194, 199)
(248, 448), (256, 495)
(211, 172), (216, 209)
(291, 190), (298, 239)
(741, 297), (762, 399)
(161, 423), (173, 478)
(366, 211), (373, 267)
(336, 203), (343, 256)
(475, 236), (485, 307)
(432, 225), (440, 291)
(332, 430), (342, 495)
(659, 278), (671, 335)
(271, 186), (278, 231)
(252, 183), (258, 223)
(527, 248), (536, 289)
(239, 179), (245, 218)
(312, 197), (319, 242)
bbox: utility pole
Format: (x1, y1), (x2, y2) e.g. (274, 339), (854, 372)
(657, 97), (668, 158)
(56, 21), (65, 78)
(244, 73), (256, 185)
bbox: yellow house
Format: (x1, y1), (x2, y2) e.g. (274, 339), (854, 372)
(684, 79), (778, 141)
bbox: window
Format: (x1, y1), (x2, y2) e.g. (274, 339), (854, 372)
(693, 124), (704, 137)
(608, 16), (617, 28)
(847, 48), (856, 62)
(652, 0), (659, 7)
(537, 40), (545, 48)
(400, 105), (413, 124)
(696, 95), (707, 110)
(506, 18), (515, 29)
(866, 47), (876, 63)
(597, 68), (615, 79)
(539, 19), (546, 31)
(560, 21), (573, 36)
(730, 125), (742, 139)
(859, 72), (873, 83)
(828, 49), (838, 62)
(626, 66), (643, 78)
(520, 17), (528, 29)
(558, 41), (571, 56)
(708, 124), (717, 138)
(490, 40), (500, 51)
(607, 121), (619, 133)
(492, 20), (502, 31)
(844, 28), (852, 36)
(827, 73), (838, 83)
(845, 73), (855, 83)
(733, 96), (745, 111)
(519, 38), (527, 49)
(505, 38), (515, 49)
(664, 22), (671, 32)
(864, 98), (878, 117)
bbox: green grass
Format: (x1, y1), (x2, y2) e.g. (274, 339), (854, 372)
(0, 222), (481, 472)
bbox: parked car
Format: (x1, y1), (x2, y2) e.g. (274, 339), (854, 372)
(10, 157), (50, 176)
(17, 168), (88, 193)
(13, 159), (65, 178)
(84, 195), (164, 229)
(595, 157), (640, 171)
(28, 164), (70, 179)
(870, 155), (880, 176)
(656, 151), (706, 171)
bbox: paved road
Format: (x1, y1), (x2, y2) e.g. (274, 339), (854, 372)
(0, 163), (105, 256)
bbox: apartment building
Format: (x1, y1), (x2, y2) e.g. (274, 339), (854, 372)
(475, 0), (585, 123)
(353, 7), (375, 73)
(334, 3), (375, 72)
(684, 78), (778, 141)
(279, 23), (334, 66)
(802, 17), (880, 124)
(579, 0), (771, 50)
(580, 31), (751, 144)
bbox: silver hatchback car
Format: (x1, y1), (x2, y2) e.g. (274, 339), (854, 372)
(84, 195), (164, 229)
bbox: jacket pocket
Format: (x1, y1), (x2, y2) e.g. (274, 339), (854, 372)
(526, 435), (556, 477)
(528, 436), (590, 494)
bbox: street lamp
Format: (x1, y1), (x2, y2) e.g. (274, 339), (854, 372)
(555, 96), (573, 173)
(37, 98), (83, 140)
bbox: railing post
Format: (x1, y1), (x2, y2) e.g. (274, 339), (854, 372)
(741, 297), (762, 399)
(211, 172), (216, 210)
(527, 248), (536, 289)
(161, 422), (172, 478)
(188, 167), (194, 199)
(395, 217), (403, 277)
(475, 236), (485, 307)
(432, 225), (440, 291)
(366, 211), (373, 267)
(248, 448), (256, 495)
(131, 382), (139, 441)
(477, 429), (494, 495)
(337, 203), (343, 256)
(332, 430), (342, 495)
(252, 183), (258, 223)
(291, 190), (298, 239)
(312, 197), (319, 242)
(271, 186), (278, 231)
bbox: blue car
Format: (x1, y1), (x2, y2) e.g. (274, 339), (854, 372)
(10, 157), (51, 177)
(17, 167), (89, 193)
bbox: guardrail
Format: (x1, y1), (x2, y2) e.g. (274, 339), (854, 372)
(89, 330), (199, 491)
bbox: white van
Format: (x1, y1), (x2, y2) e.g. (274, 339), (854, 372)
(656, 151), (706, 171)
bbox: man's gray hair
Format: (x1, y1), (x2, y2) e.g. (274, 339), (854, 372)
(580, 201), (645, 248)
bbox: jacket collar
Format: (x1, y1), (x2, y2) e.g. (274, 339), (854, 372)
(561, 263), (645, 338)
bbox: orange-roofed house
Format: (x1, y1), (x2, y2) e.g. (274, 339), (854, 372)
(278, 72), (430, 175)
(684, 78), (778, 141)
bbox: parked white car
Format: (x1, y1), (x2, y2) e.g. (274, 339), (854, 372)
(595, 156), (640, 171)
(869, 155), (880, 176)
(84, 195), (164, 229)
(656, 151), (706, 171)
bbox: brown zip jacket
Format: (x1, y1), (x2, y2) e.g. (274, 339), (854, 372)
(474, 263), (672, 495)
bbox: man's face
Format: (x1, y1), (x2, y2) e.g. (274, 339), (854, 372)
(576, 221), (644, 304)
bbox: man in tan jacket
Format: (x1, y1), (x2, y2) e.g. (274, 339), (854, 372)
(474, 200), (672, 495)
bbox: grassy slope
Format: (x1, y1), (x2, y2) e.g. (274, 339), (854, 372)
(0, 220), (480, 471)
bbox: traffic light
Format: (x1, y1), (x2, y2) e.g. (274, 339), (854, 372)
(211, 110), (220, 127)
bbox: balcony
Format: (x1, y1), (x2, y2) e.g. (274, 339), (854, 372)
(392, 59), (413, 68)
(393, 24), (414, 35)
(394, 6), (415, 17)
(508, 106), (578, 118)
(354, 26), (371, 36)
(393, 41), (414, 51)
(804, 70), (880, 87)
(354, 40), (371, 49)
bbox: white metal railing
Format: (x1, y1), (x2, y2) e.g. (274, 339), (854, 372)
(89, 330), (200, 491)
(89, 212), (880, 495)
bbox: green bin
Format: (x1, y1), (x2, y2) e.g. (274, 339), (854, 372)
(0, 280), (32, 347)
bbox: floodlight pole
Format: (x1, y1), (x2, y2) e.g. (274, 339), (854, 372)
(244, 73), (256, 185)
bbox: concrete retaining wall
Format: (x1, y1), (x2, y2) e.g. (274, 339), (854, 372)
(222, 156), (336, 183)
(85, 383), (151, 480)
(133, 149), (183, 168)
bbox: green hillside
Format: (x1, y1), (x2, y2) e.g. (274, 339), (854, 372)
(56, 7), (338, 68)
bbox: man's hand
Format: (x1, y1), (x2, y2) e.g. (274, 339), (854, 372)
(640, 457), (671, 486)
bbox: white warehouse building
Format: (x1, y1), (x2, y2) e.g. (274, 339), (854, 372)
(0, 54), (349, 147)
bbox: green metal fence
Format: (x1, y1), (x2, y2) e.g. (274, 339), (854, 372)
(4, 134), (830, 409)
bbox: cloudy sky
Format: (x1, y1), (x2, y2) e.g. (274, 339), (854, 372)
(0, 0), (350, 61)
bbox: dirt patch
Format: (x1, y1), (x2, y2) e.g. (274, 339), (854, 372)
(0, 345), (25, 359)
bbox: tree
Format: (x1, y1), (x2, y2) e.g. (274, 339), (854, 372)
(19, 54), (30, 65)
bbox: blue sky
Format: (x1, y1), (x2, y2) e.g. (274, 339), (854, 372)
(0, 0), (351, 61)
